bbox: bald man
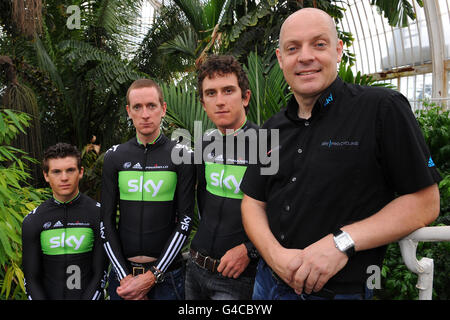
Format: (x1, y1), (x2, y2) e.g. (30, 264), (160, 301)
(240, 8), (441, 300)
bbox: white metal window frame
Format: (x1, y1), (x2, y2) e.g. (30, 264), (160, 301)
(340, 0), (450, 110)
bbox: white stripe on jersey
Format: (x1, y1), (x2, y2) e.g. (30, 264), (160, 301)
(156, 232), (186, 272)
(91, 290), (101, 300)
(104, 242), (127, 280)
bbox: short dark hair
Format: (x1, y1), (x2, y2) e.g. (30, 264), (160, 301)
(126, 78), (164, 106)
(42, 143), (81, 173)
(197, 55), (250, 113)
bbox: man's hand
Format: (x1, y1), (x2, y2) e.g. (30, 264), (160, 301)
(287, 234), (348, 295)
(117, 272), (155, 300)
(216, 244), (250, 279)
(268, 248), (303, 285)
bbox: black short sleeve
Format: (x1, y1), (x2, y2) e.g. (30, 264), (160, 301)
(240, 162), (268, 202)
(377, 92), (442, 195)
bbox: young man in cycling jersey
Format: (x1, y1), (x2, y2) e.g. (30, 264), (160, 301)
(101, 79), (195, 300)
(22, 143), (107, 300)
(185, 55), (259, 300)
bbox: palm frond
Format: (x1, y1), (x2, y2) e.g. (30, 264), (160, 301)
(161, 82), (214, 140)
(59, 39), (145, 94)
(159, 29), (198, 58)
(32, 34), (64, 92)
(371, 0), (419, 27)
(244, 51), (290, 125)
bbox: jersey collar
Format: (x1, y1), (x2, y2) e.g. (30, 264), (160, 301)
(52, 192), (81, 206)
(135, 132), (165, 149)
(218, 117), (249, 137)
(136, 132), (162, 145)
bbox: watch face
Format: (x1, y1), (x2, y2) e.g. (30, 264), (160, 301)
(335, 233), (353, 250)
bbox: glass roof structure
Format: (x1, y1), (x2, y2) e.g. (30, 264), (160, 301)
(340, 0), (450, 110)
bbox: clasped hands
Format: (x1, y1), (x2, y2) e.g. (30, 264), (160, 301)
(272, 234), (349, 295)
(116, 271), (156, 300)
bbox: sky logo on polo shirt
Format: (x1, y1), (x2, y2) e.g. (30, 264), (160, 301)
(428, 157), (435, 168)
(323, 93), (333, 106)
(205, 162), (247, 199)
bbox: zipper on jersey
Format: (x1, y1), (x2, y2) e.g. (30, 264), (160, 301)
(209, 137), (227, 256)
(140, 145), (149, 253)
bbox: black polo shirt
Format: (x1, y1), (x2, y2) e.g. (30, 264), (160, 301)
(240, 77), (441, 289)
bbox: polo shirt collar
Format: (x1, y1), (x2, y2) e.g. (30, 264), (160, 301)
(285, 76), (344, 122)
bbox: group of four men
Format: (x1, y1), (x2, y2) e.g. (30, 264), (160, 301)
(22, 8), (441, 300)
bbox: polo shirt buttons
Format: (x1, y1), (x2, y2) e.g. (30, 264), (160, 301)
(280, 234), (286, 241)
(291, 177), (297, 182)
(284, 204), (290, 212)
(304, 121), (310, 127)
(298, 148), (303, 154)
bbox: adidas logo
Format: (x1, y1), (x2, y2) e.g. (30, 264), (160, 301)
(132, 162), (143, 169)
(53, 221), (64, 228)
(428, 157), (435, 168)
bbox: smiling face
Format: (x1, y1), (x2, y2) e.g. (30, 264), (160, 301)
(276, 8), (343, 102)
(126, 86), (167, 144)
(201, 72), (250, 134)
(44, 157), (83, 203)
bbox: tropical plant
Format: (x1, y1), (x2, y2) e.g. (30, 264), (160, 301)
(137, 0), (284, 80)
(1, 0), (147, 154)
(0, 109), (49, 299)
(338, 63), (395, 88)
(244, 51), (290, 126)
(376, 101), (450, 300)
(0, 55), (43, 186)
(79, 137), (104, 201)
(371, 0), (422, 28)
(161, 80), (215, 141)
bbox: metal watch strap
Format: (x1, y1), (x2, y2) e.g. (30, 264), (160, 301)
(150, 266), (164, 283)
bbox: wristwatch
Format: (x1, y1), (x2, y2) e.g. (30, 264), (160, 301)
(332, 229), (355, 258)
(244, 242), (259, 259)
(150, 266), (165, 283)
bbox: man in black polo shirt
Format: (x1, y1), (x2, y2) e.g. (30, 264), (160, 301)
(240, 8), (441, 300)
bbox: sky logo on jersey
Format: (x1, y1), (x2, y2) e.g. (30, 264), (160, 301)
(40, 228), (94, 255)
(118, 171), (177, 201)
(205, 162), (247, 199)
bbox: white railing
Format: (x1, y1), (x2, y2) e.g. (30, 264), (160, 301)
(398, 226), (450, 300)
